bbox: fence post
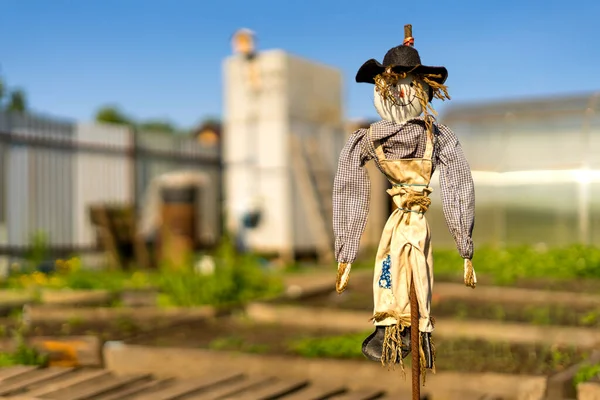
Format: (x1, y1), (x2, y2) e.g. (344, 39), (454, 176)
(130, 127), (139, 214)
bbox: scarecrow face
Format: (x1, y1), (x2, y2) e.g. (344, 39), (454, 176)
(373, 73), (428, 124)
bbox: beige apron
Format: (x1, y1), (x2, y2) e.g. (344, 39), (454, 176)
(370, 125), (435, 337)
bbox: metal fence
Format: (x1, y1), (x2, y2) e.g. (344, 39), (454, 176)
(0, 111), (222, 258)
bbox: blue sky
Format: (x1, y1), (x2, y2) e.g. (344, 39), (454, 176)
(2, 0), (599, 128)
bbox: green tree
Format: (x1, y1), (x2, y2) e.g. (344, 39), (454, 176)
(0, 77), (28, 113)
(0, 78), (5, 104)
(7, 89), (26, 112)
(137, 119), (177, 133)
(95, 105), (132, 126)
(201, 116), (220, 124)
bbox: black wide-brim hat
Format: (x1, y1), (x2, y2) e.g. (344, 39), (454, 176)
(356, 44), (448, 85)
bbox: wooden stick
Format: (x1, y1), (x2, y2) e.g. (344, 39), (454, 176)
(410, 278), (420, 400)
(406, 24), (419, 400)
(404, 24), (415, 47)
(404, 24), (413, 40)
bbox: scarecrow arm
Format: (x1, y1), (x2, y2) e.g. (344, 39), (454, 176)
(332, 128), (372, 268)
(436, 124), (476, 272)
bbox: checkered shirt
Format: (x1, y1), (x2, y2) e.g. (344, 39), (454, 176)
(332, 117), (475, 264)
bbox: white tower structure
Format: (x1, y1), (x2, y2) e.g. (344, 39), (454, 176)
(223, 30), (345, 262)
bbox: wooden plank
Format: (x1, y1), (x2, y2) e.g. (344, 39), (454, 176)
(224, 379), (309, 400)
(38, 290), (114, 307)
(48, 374), (151, 400)
(546, 350), (600, 400)
(128, 372), (242, 400)
(21, 369), (111, 397)
(0, 367), (74, 396)
(280, 384), (347, 400)
(185, 377), (275, 400)
(0, 367), (38, 382)
(91, 378), (173, 400)
(327, 389), (387, 400)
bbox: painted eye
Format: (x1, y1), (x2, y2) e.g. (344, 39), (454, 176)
(409, 82), (414, 87)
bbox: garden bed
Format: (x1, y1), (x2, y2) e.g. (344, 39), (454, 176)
(433, 273), (600, 293)
(282, 276), (600, 328)
(1, 307), (217, 344)
(127, 315), (589, 376)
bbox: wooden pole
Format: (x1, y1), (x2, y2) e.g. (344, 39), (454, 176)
(410, 279), (420, 400)
(404, 22), (421, 400)
(404, 24), (412, 40)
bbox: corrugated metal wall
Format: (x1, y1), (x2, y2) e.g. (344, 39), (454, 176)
(0, 112), (75, 249)
(0, 111), (222, 257)
(0, 142), (5, 245)
(74, 123), (132, 247)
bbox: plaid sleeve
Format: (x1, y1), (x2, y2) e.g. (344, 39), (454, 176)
(333, 128), (372, 264)
(436, 124), (475, 260)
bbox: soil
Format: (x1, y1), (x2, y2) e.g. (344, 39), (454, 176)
(280, 277), (600, 327)
(0, 305), (591, 376)
(128, 314), (343, 353)
(0, 315), (180, 343)
(435, 273), (600, 293)
(433, 300), (600, 327)
(126, 315), (589, 376)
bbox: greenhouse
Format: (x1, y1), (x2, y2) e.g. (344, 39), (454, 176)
(427, 91), (600, 248)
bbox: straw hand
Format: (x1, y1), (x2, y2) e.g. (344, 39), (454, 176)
(464, 258), (477, 289)
(336, 262), (352, 294)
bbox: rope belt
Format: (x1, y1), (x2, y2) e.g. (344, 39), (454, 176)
(388, 183), (432, 224)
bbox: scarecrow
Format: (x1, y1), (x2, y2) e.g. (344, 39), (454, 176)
(332, 25), (476, 388)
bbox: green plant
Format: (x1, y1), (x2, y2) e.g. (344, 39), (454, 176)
(432, 244), (600, 285)
(208, 336), (269, 354)
(287, 332), (367, 359)
(454, 303), (468, 320)
(528, 307), (552, 326)
(25, 231), (50, 272)
(114, 316), (138, 334)
(156, 238), (284, 307)
(67, 316), (84, 328)
(575, 362), (600, 385)
(0, 342), (48, 367)
(0, 326), (48, 367)
(580, 311), (600, 326)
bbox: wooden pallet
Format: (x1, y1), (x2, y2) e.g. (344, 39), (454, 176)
(0, 366), (391, 400)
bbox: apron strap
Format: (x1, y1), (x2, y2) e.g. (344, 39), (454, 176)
(422, 119), (435, 161)
(370, 127), (387, 162)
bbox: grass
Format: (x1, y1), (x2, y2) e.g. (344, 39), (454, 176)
(575, 362), (600, 385)
(433, 244), (600, 285)
(0, 342), (48, 367)
(208, 335), (270, 354)
(287, 332), (364, 359)
(0, 237), (285, 308)
(0, 326), (48, 368)
(350, 244), (600, 286)
(286, 331), (587, 374)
